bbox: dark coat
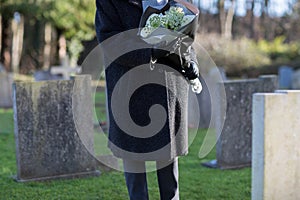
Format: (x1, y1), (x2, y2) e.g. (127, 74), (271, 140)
(95, 0), (190, 161)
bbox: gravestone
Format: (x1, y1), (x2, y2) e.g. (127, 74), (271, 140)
(203, 75), (277, 169)
(291, 69), (300, 89)
(0, 72), (14, 108)
(0, 62), (5, 73)
(252, 90), (300, 200)
(50, 65), (81, 80)
(13, 75), (100, 182)
(278, 66), (293, 89)
(34, 70), (62, 81)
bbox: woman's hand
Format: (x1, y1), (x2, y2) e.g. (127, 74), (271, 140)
(189, 78), (202, 94)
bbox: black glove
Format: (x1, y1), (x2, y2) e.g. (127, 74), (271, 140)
(151, 38), (199, 80)
(156, 53), (199, 80)
(183, 60), (199, 80)
(155, 53), (183, 72)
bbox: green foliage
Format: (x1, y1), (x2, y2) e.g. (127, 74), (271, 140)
(46, 0), (95, 41)
(196, 34), (300, 74)
(45, 0), (96, 63)
(164, 6), (185, 30)
(0, 0), (53, 20)
(257, 36), (300, 63)
(1, 0), (95, 40)
(1, 0), (96, 64)
(196, 34), (271, 73)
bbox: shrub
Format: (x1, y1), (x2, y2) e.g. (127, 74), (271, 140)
(257, 36), (300, 63)
(195, 34), (271, 73)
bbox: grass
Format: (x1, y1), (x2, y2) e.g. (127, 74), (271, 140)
(93, 90), (107, 123)
(0, 103), (251, 200)
(0, 109), (14, 134)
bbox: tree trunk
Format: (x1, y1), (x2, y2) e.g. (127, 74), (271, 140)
(249, 0), (255, 39)
(2, 17), (12, 71)
(58, 34), (68, 66)
(260, 0), (269, 40)
(224, 0), (235, 39)
(218, 0), (226, 36)
(11, 14), (24, 74)
(43, 23), (52, 70)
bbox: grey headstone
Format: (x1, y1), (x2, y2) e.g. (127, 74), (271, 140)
(213, 75), (277, 169)
(50, 66), (82, 80)
(0, 62), (6, 73)
(34, 70), (62, 81)
(13, 75), (100, 182)
(0, 72), (14, 108)
(291, 69), (300, 89)
(278, 66), (293, 89)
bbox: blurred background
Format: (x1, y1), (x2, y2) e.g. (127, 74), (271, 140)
(0, 0), (300, 77)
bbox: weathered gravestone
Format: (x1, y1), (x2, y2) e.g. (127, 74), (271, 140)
(278, 66), (293, 89)
(203, 75), (277, 169)
(0, 72), (14, 108)
(252, 90), (300, 200)
(291, 69), (300, 89)
(13, 75), (100, 182)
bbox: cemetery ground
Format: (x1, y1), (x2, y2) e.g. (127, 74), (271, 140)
(0, 92), (251, 200)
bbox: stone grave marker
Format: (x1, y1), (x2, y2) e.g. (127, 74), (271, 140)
(202, 75), (277, 169)
(291, 69), (300, 89)
(278, 66), (293, 89)
(0, 62), (5, 73)
(0, 71), (14, 108)
(252, 90), (300, 200)
(34, 70), (62, 81)
(50, 65), (81, 80)
(13, 75), (100, 182)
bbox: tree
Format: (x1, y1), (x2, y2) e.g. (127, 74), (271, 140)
(218, 0), (235, 39)
(0, 0), (96, 71)
(46, 0), (96, 65)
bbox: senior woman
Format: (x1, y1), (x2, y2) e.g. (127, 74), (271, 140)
(95, 0), (200, 199)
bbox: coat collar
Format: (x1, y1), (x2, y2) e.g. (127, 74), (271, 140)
(128, 0), (142, 9)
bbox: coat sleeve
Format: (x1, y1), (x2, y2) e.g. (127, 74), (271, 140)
(95, 0), (152, 68)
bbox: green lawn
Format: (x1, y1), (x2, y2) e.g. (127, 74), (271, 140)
(0, 105), (251, 200)
(93, 89), (107, 123)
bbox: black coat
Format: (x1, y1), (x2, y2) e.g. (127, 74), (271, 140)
(95, 0), (190, 161)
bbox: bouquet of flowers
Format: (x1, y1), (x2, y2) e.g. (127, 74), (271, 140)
(140, 6), (195, 42)
(138, 0), (199, 45)
(138, 0), (202, 93)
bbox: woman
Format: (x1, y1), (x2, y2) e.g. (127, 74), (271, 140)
(95, 0), (200, 199)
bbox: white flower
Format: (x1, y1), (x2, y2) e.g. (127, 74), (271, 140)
(140, 6), (195, 38)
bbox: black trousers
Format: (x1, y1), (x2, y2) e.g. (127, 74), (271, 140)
(123, 158), (179, 200)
